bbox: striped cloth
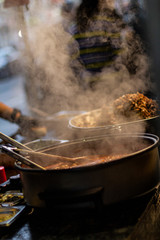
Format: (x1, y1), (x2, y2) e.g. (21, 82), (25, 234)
(69, 11), (125, 74)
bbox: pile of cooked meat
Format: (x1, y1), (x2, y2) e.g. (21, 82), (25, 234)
(113, 92), (159, 120)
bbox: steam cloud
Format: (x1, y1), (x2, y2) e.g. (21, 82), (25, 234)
(14, 0), (156, 141)
(21, 1), (153, 114)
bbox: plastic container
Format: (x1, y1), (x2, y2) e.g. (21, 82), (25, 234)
(0, 166), (7, 184)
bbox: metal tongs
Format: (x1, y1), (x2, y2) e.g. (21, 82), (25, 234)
(0, 132), (105, 170)
(0, 132), (46, 170)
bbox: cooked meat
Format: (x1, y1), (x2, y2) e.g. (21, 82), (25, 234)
(113, 92), (159, 119)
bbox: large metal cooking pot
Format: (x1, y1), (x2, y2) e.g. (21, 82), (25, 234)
(15, 133), (160, 208)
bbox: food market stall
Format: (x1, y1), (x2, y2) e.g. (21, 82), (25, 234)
(1, 0), (160, 239)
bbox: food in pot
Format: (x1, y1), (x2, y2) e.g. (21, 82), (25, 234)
(19, 149), (128, 170)
(18, 134), (153, 170)
(45, 154), (127, 169)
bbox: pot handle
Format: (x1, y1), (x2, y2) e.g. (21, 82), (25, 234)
(39, 186), (104, 210)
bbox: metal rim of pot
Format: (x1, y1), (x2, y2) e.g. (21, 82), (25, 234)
(15, 133), (159, 173)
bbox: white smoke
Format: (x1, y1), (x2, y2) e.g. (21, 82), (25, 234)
(21, 0), (153, 116)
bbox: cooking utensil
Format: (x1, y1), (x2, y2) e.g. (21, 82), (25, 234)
(0, 132), (34, 170)
(13, 149), (122, 168)
(0, 137), (66, 169)
(30, 108), (85, 121)
(69, 109), (160, 130)
(2, 147), (116, 170)
(29, 108), (86, 140)
(1, 146), (46, 170)
(14, 133), (160, 208)
(69, 109), (160, 138)
(0, 132), (32, 151)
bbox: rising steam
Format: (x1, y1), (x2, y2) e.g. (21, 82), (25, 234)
(21, 1), (153, 117)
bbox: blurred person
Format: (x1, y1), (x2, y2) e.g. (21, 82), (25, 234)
(66, 0), (147, 90)
(68, 0), (124, 89)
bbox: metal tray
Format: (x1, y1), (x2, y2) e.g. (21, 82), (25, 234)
(0, 191), (24, 207)
(0, 205), (26, 227)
